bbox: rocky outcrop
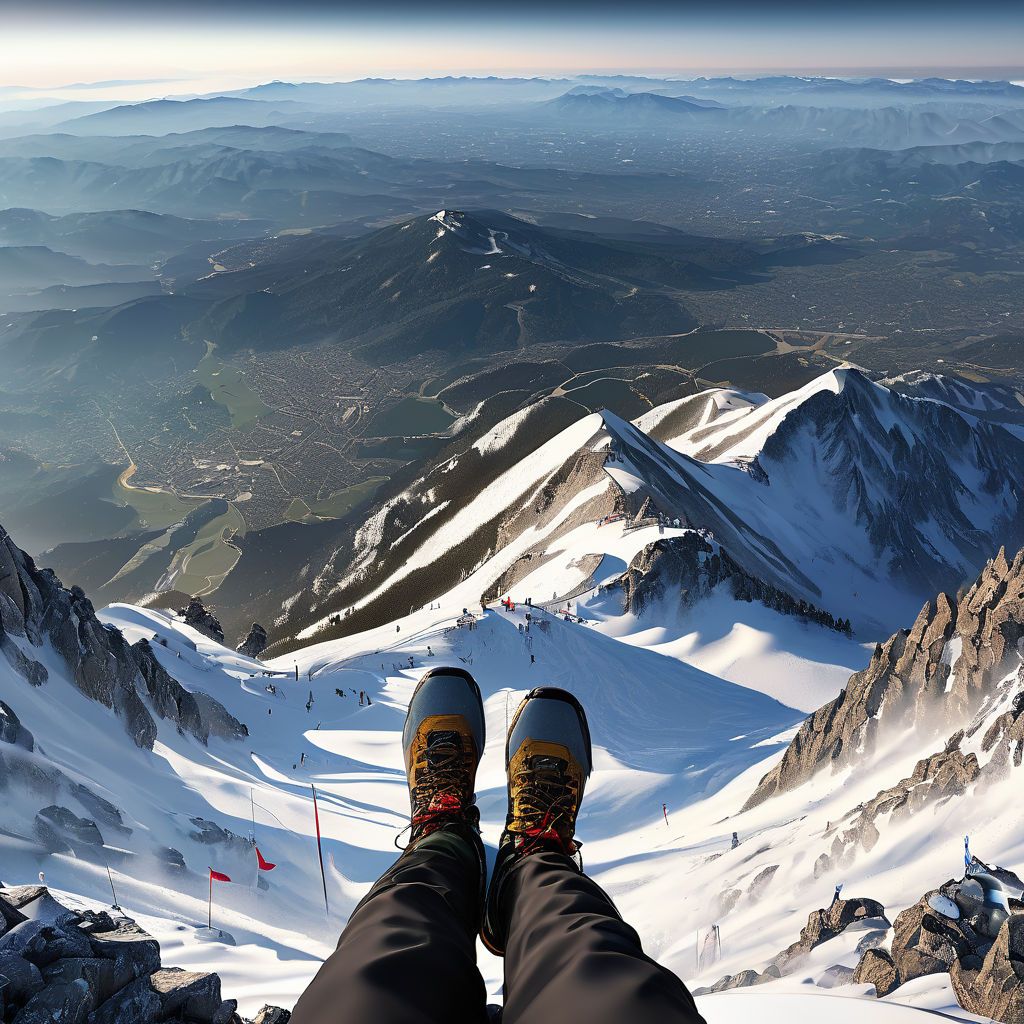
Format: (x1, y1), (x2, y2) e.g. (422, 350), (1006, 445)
(0, 523), (244, 750)
(745, 547), (1024, 810)
(178, 597), (225, 644)
(0, 699), (33, 750)
(0, 885), (268, 1023)
(951, 916), (1024, 1023)
(614, 535), (851, 633)
(693, 897), (887, 995)
(820, 734), (981, 871)
(237, 623), (268, 659)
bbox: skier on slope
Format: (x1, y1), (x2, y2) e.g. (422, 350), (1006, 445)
(292, 668), (705, 1024)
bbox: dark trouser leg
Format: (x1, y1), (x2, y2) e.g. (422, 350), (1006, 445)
(291, 829), (488, 1024)
(499, 852), (706, 1024)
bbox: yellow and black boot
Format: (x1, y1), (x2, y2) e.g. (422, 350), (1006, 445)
(482, 686), (592, 955)
(402, 666), (486, 845)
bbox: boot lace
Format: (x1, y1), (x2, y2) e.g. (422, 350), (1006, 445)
(511, 755), (580, 857)
(397, 732), (474, 849)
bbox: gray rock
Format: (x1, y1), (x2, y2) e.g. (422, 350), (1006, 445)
(149, 967), (222, 1021)
(818, 964), (856, 988)
(212, 998), (239, 1024)
(178, 597), (225, 644)
(237, 623), (268, 659)
(251, 1007), (291, 1024)
(0, 700), (34, 750)
(70, 785), (131, 838)
(11, 978), (94, 1024)
(0, 634), (48, 686)
(0, 952), (44, 1003)
(0, 920), (91, 967)
(0, 891), (29, 932)
(157, 847), (187, 872)
(87, 920), (160, 981)
(87, 974), (161, 1024)
(42, 956), (124, 1005)
(36, 806), (105, 849)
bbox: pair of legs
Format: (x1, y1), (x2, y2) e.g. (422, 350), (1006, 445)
(293, 670), (704, 1024)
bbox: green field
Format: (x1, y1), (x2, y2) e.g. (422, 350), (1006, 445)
(367, 396), (456, 437)
(168, 502), (247, 596)
(195, 343), (271, 429)
(285, 476), (389, 523)
(113, 470), (206, 530)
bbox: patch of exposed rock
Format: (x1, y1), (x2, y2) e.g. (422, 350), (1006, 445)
(0, 523), (244, 750)
(693, 897), (887, 995)
(0, 885), (286, 1023)
(178, 597), (225, 645)
(818, 734), (981, 873)
(745, 546), (1024, 810)
(613, 535), (851, 633)
(237, 623), (268, 659)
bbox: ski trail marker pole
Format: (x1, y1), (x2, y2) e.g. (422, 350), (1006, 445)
(312, 784), (329, 915)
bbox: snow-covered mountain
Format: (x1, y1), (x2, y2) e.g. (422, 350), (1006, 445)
(291, 366), (1024, 646)
(3, 367), (1024, 1022)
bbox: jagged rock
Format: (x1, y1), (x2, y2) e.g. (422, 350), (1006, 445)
(950, 915), (1024, 1023)
(158, 847), (187, 871)
(42, 956), (124, 1005)
(178, 597), (225, 644)
(88, 973), (161, 1024)
(251, 1007), (291, 1024)
(11, 978), (94, 1024)
(613, 534), (849, 633)
(746, 548), (1024, 810)
(76, 909), (118, 935)
(149, 967), (222, 1020)
(189, 817), (250, 855)
(237, 623), (268, 659)
(212, 998), (239, 1024)
(854, 948), (901, 996)
(134, 639), (206, 741)
(0, 952), (44, 1003)
(190, 692), (249, 743)
(0, 701), (34, 751)
(87, 919), (161, 981)
(813, 853), (832, 879)
(0, 920), (91, 967)
(36, 805), (104, 849)
(70, 784), (131, 837)
(0, 891), (29, 933)
(0, 632), (48, 686)
(771, 898), (888, 974)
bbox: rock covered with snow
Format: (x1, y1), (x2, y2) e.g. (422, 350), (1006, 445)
(745, 546), (1024, 809)
(0, 885), (256, 1023)
(0, 522), (244, 750)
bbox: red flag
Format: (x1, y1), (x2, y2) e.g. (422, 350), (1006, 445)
(209, 868), (232, 883)
(255, 847), (276, 871)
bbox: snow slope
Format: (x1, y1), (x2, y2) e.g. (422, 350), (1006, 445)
(3, 368), (1022, 1020)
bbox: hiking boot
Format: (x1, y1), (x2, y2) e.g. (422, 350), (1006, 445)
(402, 666), (486, 846)
(482, 686), (592, 955)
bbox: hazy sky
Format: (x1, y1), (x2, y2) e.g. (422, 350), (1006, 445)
(3, 0), (1024, 94)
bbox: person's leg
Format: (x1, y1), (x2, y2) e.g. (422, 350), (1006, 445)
(498, 851), (704, 1023)
(291, 825), (487, 1024)
(483, 687), (704, 1024)
(292, 667), (489, 1024)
